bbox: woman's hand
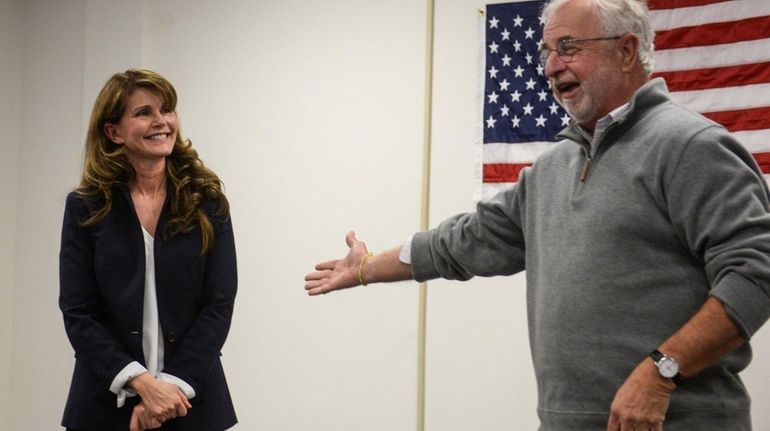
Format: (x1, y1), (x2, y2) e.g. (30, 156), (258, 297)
(129, 401), (163, 431)
(128, 372), (192, 423)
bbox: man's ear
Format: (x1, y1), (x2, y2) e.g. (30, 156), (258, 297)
(618, 33), (639, 72)
(103, 123), (124, 144)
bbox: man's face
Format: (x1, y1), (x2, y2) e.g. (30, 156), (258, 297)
(542, 0), (623, 131)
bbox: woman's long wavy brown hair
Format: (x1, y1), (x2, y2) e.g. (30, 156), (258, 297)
(76, 69), (228, 254)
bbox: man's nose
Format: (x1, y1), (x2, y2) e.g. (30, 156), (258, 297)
(543, 51), (566, 78)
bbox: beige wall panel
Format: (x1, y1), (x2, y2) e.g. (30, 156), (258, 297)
(139, 1), (426, 429)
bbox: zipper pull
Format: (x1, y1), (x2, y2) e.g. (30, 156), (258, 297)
(580, 157), (591, 182)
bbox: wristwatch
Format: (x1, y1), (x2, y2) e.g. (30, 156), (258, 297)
(650, 349), (683, 385)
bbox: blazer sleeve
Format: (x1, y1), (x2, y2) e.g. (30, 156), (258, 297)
(59, 192), (136, 393)
(161, 208), (237, 395)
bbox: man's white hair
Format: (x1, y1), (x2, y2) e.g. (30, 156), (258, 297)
(542, 0), (655, 75)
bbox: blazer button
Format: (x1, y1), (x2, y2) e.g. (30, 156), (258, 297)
(166, 332), (177, 343)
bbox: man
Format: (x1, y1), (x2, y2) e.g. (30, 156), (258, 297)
(305, 0), (770, 429)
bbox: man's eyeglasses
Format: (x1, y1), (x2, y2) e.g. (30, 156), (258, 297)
(538, 36), (622, 67)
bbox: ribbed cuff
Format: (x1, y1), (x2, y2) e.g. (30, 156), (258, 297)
(710, 271), (770, 339)
(410, 231), (441, 282)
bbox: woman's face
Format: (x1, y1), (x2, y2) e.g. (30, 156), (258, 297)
(104, 88), (178, 164)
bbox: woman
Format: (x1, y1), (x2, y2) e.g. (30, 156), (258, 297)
(59, 69), (237, 430)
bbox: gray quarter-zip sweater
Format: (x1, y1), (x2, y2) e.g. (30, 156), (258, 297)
(411, 78), (770, 430)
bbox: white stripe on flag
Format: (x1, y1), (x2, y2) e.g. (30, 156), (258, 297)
(667, 83), (770, 113)
(482, 142), (559, 164)
(734, 130), (770, 153)
(649, 0), (770, 31)
(480, 183), (518, 202)
(653, 38), (770, 72)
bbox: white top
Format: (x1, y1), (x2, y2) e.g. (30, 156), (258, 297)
(109, 227), (195, 407)
(399, 236), (413, 264)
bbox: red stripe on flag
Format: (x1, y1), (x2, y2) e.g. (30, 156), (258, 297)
(752, 152), (770, 174)
(703, 107), (770, 132)
(654, 16), (770, 50)
(648, 0), (729, 10)
(483, 150), (770, 182)
(652, 62), (770, 92)
(484, 150), (770, 182)
(483, 163), (532, 183)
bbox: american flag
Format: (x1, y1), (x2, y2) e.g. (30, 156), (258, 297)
(649, 0), (770, 177)
(478, 1), (567, 200)
(477, 0), (770, 200)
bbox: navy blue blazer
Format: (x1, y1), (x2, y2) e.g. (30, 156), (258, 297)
(59, 186), (237, 430)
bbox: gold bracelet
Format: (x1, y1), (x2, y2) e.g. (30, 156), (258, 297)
(358, 251), (375, 286)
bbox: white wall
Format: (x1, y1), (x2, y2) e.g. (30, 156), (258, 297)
(10, 1), (89, 430)
(4, 1), (770, 430)
(0, 1), (23, 429)
(9, 0), (425, 429)
(743, 321), (770, 425)
(138, 1), (426, 428)
(426, 3), (538, 430)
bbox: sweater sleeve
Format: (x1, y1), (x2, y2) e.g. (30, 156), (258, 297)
(666, 126), (770, 338)
(411, 171), (528, 282)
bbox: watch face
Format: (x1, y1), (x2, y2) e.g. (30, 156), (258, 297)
(658, 357), (679, 378)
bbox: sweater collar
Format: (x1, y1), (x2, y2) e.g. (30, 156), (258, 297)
(557, 77), (672, 146)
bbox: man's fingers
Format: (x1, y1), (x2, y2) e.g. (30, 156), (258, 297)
(609, 413), (662, 431)
(314, 260), (339, 271)
(306, 269), (332, 281)
(307, 289), (321, 296)
(305, 280), (326, 291)
(307, 286), (328, 296)
(345, 231), (356, 247)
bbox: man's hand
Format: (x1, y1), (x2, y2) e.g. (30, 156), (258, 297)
(607, 358), (675, 431)
(129, 402), (163, 431)
(128, 373), (192, 423)
(305, 231), (370, 295)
